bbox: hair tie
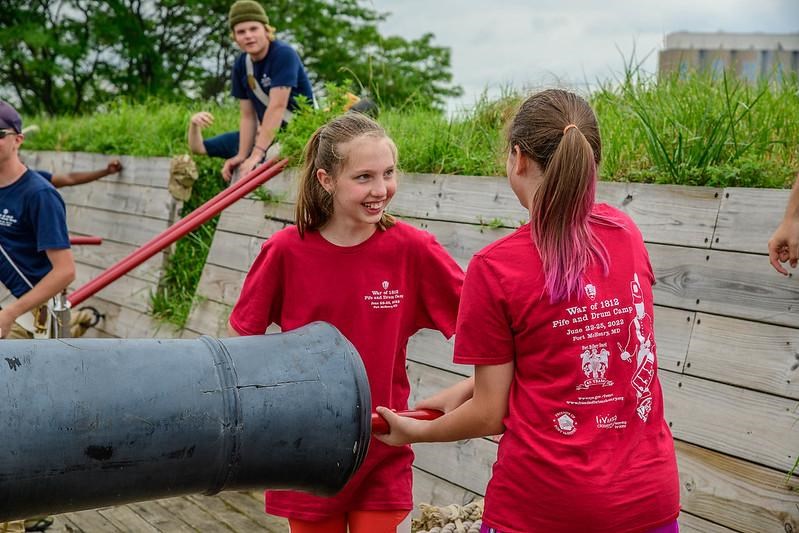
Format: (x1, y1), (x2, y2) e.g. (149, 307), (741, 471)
(563, 124), (578, 135)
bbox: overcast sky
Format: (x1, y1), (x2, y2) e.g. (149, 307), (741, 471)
(369, 0), (799, 112)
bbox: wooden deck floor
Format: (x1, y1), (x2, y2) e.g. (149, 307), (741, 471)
(48, 492), (289, 532)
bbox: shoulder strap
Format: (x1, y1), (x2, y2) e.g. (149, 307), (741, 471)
(0, 241), (35, 290)
(245, 54), (294, 122)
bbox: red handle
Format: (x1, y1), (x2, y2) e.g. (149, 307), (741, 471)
(371, 409), (443, 434)
(69, 236), (103, 246)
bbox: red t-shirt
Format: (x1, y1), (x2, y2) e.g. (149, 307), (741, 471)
(229, 221), (464, 520)
(454, 204), (680, 533)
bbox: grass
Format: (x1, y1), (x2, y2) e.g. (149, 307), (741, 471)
(20, 70), (799, 327)
(593, 65), (798, 187)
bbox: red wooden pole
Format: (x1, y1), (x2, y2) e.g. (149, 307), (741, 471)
(171, 157), (279, 226)
(69, 236), (102, 246)
(67, 159), (288, 307)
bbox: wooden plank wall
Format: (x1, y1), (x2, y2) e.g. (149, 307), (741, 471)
(184, 171), (799, 531)
(18, 150), (182, 339)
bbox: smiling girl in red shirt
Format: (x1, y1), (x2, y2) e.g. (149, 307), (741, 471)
(228, 112), (464, 533)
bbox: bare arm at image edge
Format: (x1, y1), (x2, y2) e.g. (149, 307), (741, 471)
(768, 173), (799, 275)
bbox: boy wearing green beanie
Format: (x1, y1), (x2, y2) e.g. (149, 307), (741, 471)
(189, 0), (314, 182)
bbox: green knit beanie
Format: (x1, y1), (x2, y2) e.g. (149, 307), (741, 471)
(229, 0), (269, 30)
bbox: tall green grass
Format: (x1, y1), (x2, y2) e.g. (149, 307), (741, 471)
(21, 70), (799, 326)
(594, 66), (798, 187)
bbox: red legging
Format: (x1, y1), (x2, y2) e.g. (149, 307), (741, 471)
(288, 510), (410, 533)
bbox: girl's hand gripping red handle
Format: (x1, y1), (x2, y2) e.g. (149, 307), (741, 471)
(371, 408), (443, 434)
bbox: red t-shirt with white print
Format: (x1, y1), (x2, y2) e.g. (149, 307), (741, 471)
(229, 221), (464, 521)
(454, 204), (679, 533)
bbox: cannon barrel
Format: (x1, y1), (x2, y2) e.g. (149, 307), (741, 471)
(0, 322), (371, 520)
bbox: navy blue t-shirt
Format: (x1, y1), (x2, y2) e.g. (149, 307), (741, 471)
(36, 170), (53, 182)
(231, 40), (315, 122)
(0, 169), (70, 298)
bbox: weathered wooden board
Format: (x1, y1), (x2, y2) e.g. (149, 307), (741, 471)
(71, 239), (164, 283)
(24, 151), (174, 189)
(595, 182), (720, 248)
(390, 173), (526, 227)
(59, 180), (176, 220)
(407, 361), (496, 495)
(393, 175), (720, 247)
(54, 492), (289, 532)
(215, 199), (294, 238)
(676, 440), (799, 533)
(183, 298), (233, 338)
(72, 264), (153, 314)
(412, 437), (495, 498)
(217, 172), (720, 247)
(125, 500), (196, 532)
(402, 216), (512, 269)
(713, 187), (790, 254)
(55, 507), (122, 531)
(191, 263), (248, 305)
(21, 150), (72, 176)
(412, 467), (481, 513)
(67, 205), (168, 247)
(153, 496), (230, 531)
(187, 493), (266, 532)
(678, 512), (738, 533)
(686, 313), (799, 399)
(205, 231), (266, 272)
(214, 491), (288, 531)
(650, 243), (799, 328)
(76, 296), (181, 339)
(662, 371), (799, 473)
(95, 504), (160, 531)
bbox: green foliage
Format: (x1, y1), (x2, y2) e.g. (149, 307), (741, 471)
(278, 88), (516, 178)
(268, 0), (461, 110)
(277, 83), (358, 165)
(593, 63), (799, 187)
(0, 0), (234, 115)
(23, 98), (239, 156)
(0, 0), (461, 115)
(150, 156), (227, 326)
(478, 217), (506, 229)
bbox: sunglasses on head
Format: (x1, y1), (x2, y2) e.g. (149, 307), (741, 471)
(0, 129), (19, 139)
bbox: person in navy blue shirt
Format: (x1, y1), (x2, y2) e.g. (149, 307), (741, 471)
(188, 0), (314, 182)
(0, 101), (75, 341)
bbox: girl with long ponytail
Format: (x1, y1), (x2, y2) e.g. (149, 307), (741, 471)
(377, 89), (680, 533)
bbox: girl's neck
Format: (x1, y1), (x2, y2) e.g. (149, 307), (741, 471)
(319, 219), (378, 247)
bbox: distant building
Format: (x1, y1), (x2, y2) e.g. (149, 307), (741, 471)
(658, 32), (799, 81)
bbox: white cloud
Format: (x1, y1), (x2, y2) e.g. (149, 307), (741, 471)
(369, 0), (799, 110)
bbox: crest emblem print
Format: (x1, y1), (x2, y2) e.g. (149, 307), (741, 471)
(585, 283), (597, 300)
(382, 281), (389, 290)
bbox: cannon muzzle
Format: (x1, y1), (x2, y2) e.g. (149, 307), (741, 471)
(0, 322), (370, 520)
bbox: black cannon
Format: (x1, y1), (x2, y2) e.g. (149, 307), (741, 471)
(0, 322), (371, 520)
